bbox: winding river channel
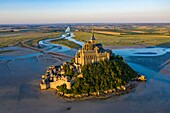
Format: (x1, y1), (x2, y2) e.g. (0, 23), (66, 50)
(0, 32), (170, 113)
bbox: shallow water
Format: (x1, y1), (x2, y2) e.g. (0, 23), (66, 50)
(64, 33), (84, 46)
(113, 47), (170, 57)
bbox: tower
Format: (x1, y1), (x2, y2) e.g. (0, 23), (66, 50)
(89, 26), (96, 44)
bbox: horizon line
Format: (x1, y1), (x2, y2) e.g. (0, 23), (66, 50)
(1, 22), (170, 25)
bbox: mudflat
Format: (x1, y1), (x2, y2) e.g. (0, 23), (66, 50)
(0, 47), (170, 113)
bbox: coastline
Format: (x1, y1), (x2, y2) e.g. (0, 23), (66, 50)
(53, 80), (140, 101)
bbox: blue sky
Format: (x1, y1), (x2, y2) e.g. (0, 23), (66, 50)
(0, 0), (170, 24)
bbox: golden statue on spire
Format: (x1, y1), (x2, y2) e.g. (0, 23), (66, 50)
(90, 26), (96, 43)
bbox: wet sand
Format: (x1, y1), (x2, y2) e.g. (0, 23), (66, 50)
(0, 46), (170, 113)
(105, 45), (147, 49)
(126, 53), (170, 74)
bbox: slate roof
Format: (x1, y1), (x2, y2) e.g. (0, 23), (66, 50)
(91, 35), (96, 40)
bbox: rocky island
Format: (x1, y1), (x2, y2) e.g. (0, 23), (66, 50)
(40, 30), (141, 99)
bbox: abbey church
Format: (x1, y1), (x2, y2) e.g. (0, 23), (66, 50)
(75, 29), (112, 66)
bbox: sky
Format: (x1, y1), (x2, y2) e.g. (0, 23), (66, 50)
(0, 0), (170, 24)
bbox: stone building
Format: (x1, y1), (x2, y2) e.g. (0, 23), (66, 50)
(40, 64), (75, 90)
(75, 29), (112, 66)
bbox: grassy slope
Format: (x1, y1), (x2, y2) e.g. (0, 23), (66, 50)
(51, 39), (81, 49)
(74, 31), (170, 47)
(0, 32), (61, 47)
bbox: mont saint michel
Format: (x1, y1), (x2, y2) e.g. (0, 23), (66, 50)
(1, 0), (170, 113)
(40, 29), (143, 99)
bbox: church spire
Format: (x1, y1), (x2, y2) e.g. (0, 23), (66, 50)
(91, 26), (95, 41)
(92, 26), (94, 37)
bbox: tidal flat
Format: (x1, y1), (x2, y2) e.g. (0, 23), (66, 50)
(0, 46), (170, 113)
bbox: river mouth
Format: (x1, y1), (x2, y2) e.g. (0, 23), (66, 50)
(0, 33), (170, 113)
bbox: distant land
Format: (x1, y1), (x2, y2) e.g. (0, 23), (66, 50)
(1, 23), (170, 48)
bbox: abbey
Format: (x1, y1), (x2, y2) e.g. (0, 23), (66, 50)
(75, 30), (112, 66)
(40, 29), (112, 90)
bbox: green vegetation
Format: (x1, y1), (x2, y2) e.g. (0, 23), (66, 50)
(74, 31), (170, 47)
(1, 25), (170, 48)
(61, 59), (79, 79)
(0, 32), (61, 47)
(51, 39), (81, 49)
(57, 55), (138, 95)
(62, 64), (74, 78)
